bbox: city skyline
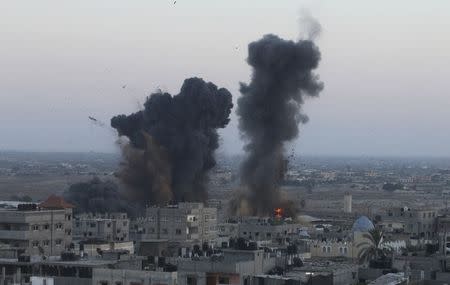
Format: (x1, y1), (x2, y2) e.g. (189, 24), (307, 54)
(1, 0), (450, 156)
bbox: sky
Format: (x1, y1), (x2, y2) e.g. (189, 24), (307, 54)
(1, 0), (450, 157)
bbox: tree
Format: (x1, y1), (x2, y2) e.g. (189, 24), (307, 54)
(357, 228), (392, 265)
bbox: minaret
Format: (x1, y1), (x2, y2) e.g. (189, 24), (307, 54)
(344, 192), (352, 213)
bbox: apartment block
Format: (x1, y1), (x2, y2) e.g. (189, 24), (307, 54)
(0, 195), (73, 256)
(137, 203), (217, 246)
(73, 212), (129, 242)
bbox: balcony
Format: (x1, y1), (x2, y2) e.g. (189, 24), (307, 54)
(0, 230), (29, 240)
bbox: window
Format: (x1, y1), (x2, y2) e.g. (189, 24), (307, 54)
(55, 239), (62, 246)
(32, 225), (39, 231)
(43, 240), (50, 247)
(162, 228), (168, 234)
(107, 223), (111, 228)
(176, 229), (182, 235)
(123, 221), (127, 226)
(115, 282), (122, 285)
(187, 276), (197, 285)
(56, 223), (63, 230)
(90, 223), (96, 228)
(99, 281), (108, 285)
(44, 224), (50, 230)
(327, 246), (331, 253)
(219, 276), (230, 284)
(66, 214), (71, 221)
(344, 247), (348, 254)
(322, 246), (326, 253)
(32, 241), (39, 247)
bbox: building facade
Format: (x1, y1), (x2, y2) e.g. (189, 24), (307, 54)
(73, 212), (129, 242)
(135, 203), (217, 246)
(0, 195), (73, 256)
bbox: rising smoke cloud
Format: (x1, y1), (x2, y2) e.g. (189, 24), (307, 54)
(64, 177), (136, 215)
(234, 25), (324, 216)
(111, 78), (233, 206)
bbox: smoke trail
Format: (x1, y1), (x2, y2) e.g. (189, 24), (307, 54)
(236, 32), (323, 216)
(111, 77), (233, 206)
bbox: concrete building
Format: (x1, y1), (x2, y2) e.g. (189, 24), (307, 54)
(74, 212), (129, 242)
(218, 217), (304, 244)
(0, 250), (143, 285)
(310, 239), (355, 259)
(284, 260), (359, 285)
(343, 192), (352, 213)
(178, 249), (276, 285)
(92, 268), (177, 285)
(136, 203), (217, 246)
(0, 195), (73, 256)
(379, 206), (438, 241)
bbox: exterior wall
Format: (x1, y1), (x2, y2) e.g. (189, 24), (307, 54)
(344, 194), (352, 213)
(83, 241), (134, 257)
(139, 203), (217, 245)
(92, 268), (177, 285)
(437, 216), (450, 255)
(74, 212), (129, 242)
(218, 218), (303, 243)
(310, 240), (356, 259)
(178, 250), (276, 285)
(31, 276), (55, 285)
(381, 208), (437, 239)
(0, 208), (72, 256)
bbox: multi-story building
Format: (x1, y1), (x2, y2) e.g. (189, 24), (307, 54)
(379, 206), (438, 240)
(92, 268), (177, 285)
(0, 195), (73, 256)
(218, 217), (303, 243)
(135, 203), (217, 246)
(73, 212), (129, 242)
(178, 249), (276, 285)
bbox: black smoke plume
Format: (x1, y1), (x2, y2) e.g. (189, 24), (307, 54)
(235, 34), (323, 216)
(64, 177), (135, 215)
(111, 77), (233, 206)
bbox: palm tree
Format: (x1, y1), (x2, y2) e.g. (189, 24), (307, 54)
(356, 228), (392, 264)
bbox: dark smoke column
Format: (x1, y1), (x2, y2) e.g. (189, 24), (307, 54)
(111, 78), (233, 206)
(237, 34), (323, 216)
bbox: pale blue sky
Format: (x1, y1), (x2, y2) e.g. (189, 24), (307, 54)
(1, 0), (450, 156)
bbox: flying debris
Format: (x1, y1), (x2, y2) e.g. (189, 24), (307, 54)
(233, 30), (324, 216)
(122, 85), (127, 89)
(88, 116), (106, 127)
(173, 1), (176, 4)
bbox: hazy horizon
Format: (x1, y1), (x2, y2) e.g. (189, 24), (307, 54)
(1, 0), (450, 157)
